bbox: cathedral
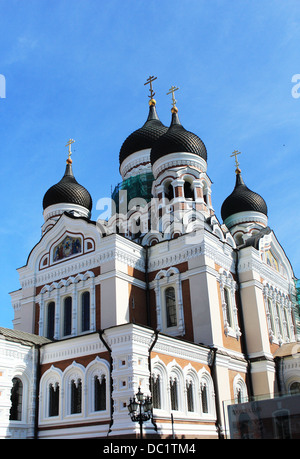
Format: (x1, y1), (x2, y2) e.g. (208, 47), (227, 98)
(0, 78), (299, 440)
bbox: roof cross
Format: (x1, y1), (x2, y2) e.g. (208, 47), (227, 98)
(230, 150), (241, 169)
(65, 139), (75, 161)
(144, 75), (157, 100)
(167, 85), (179, 110)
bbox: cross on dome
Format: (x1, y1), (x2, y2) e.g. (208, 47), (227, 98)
(167, 85), (179, 113)
(65, 139), (75, 164)
(144, 75), (157, 104)
(230, 150), (241, 173)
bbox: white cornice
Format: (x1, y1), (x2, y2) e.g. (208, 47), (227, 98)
(152, 152), (207, 179)
(224, 211), (268, 229)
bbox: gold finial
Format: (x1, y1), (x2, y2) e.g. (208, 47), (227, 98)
(167, 85), (179, 113)
(144, 75), (157, 105)
(230, 150), (242, 174)
(65, 138), (75, 164)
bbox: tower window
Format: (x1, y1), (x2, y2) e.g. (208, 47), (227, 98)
(184, 180), (194, 199)
(164, 182), (174, 202)
(165, 287), (177, 328)
(63, 296), (72, 336)
(47, 301), (55, 339)
(81, 292), (90, 332)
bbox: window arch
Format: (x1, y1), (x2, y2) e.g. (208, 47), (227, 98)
(263, 284), (295, 345)
(85, 357), (110, 416)
(168, 364), (184, 413)
(63, 362), (85, 416)
(289, 381), (300, 395)
(9, 377), (23, 421)
(199, 370), (215, 416)
(218, 269), (241, 339)
(151, 357), (168, 412)
(233, 375), (248, 404)
(154, 267), (185, 336)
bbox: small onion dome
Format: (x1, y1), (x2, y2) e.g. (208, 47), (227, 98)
(119, 100), (168, 165)
(43, 159), (92, 212)
(150, 108), (207, 165)
(221, 170), (267, 223)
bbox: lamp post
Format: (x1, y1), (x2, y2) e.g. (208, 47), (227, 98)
(127, 387), (153, 439)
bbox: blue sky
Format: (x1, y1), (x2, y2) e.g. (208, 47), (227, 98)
(0, 0), (300, 328)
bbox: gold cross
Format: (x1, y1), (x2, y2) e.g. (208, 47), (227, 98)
(230, 150), (241, 169)
(65, 138), (75, 160)
(144, 75), (157, 99)
(167, 85), (179, 110)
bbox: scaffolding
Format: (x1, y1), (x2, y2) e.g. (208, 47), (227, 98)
(112, 172), (154, 214)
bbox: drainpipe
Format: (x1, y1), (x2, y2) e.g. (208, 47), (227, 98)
(98, 330), (114, 436)
(145, 245), (151, 326)
(34, 345), (41, 440)
(208, 347), (224, 440)
(234, 249), (254, 399)
(148, 330), (159, 433)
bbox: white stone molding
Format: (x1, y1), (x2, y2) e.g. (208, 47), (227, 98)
(154, 267), (185, 336)
(224, 211), (268, 229)
(218, 268), (241, 340)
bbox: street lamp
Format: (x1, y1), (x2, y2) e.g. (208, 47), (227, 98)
(127, 387), (153, 439)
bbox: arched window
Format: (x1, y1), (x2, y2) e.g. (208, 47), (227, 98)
(151, 375), (161, 409)
(9, 378), (23, 421)
(184, 180), (194, 199)
(224, 288), (233, 328)
(202, 183), (208, 205)
(81, 292), (90, 332)
(71, 379), (82, 414)
(290, 381), (300, 395)
(94, 375), (106, 411)
(165, 287), (177, 328)
(47, 301), (55, 339)
(63, 296), (72, 336)
(186, 381), (194, 412)
(170, 377), (178, 411)
(49, 383), (59, 417)
(201, 383), (208, 413)
(164, 182), (174, 202)
(268, 298), (276, 337)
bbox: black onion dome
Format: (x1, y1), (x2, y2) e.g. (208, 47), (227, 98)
(150, 110), (207, 165)
(119, 103), (168, 165)
(43, 162), (92, 211)
(221, 172), (267, 222)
